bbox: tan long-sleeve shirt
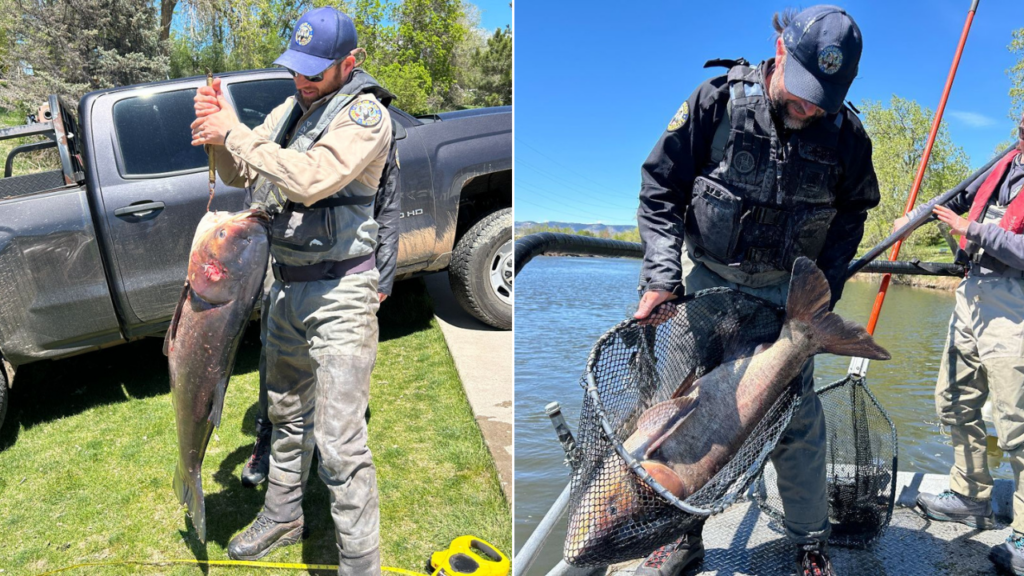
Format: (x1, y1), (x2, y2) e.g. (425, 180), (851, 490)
(214, 91), (392, 207)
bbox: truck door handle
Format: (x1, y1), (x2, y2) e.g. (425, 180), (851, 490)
(114, 201), (165, 217)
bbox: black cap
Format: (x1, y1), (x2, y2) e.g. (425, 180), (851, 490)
(781, 5), (862, 115)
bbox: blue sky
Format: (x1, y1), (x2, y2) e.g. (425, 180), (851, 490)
(473, 0), (511, 32)
(514, 0), (1023, 225)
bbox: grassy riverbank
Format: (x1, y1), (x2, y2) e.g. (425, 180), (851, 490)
(849, 241), (962, 291)
(0, 279), (510, 575)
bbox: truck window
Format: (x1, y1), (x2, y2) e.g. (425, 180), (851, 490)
(227, 79), (296, 129)
(112, 89), (206, 177)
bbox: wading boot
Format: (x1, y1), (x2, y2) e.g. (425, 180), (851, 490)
(796, 545), (834, 576)
(227, 513), (306, 560)
(240, 419), (271, 488)
(990, 532), (1024, 575)
(635, 530), (705, 576)
(916, 489), (995, 529)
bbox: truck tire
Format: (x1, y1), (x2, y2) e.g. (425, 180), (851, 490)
(449, 208), (512, 330)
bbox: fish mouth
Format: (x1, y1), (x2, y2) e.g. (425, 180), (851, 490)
(241, 209), (272, 229)
(244, 209), (271, 222)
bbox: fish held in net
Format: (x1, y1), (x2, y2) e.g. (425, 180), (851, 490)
(165, 209), (270, 542)
(567, 257), (890, 559)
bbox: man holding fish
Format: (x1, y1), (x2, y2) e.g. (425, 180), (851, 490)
(191, 7), (393, 575)
(633, 6), (880, 575)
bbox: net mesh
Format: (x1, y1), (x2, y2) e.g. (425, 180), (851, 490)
(752, 376), (897, 549)
(563, 288), (804, 567)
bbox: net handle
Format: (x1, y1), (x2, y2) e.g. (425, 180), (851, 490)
(862, 0), (979, 337)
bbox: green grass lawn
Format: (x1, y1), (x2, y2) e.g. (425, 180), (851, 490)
(0, 279), (510, 575)
(0, 109), (63, 178)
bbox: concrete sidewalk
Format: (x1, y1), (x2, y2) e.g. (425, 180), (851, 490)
(424, 272), (513, 502)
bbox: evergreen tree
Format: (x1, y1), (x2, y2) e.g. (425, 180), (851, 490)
(471, 26), (511, 107)
(1, 0), (168, 111)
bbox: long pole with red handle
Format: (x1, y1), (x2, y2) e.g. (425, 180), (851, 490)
(849, 0), (979, 376)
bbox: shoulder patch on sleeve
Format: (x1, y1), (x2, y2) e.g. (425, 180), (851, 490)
(349, 99), (382, 127)
(667, 101), (689, 131)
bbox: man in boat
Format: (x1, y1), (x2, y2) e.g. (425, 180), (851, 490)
(895, 110), (1024, 575)
(634, 6), (880, 575)
(191, 7), (395, 574)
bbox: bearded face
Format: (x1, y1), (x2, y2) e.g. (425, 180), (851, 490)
(768, 55), (826, 131)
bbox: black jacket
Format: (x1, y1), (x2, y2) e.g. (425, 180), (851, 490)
(637, 59), (880, 307)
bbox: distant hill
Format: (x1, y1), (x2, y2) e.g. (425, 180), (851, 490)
(515, 221), (637, 236)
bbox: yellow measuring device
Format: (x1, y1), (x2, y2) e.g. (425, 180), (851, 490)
(429, 536), (510, 576)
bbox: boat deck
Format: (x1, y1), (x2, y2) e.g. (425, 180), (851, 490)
(605, 472), (1015, 576)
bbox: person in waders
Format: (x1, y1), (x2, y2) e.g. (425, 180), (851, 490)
(895, 111), (1024, 576)
(191, 7), (395, 574)
(633, 6), (881, 576)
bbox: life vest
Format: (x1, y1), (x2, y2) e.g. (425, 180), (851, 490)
(250, 69), (395, 268)
(959, 149), (1024, 251)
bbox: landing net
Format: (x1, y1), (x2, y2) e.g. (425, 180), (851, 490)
(564, 288), (803, 567)
(753, 375), (897, 549)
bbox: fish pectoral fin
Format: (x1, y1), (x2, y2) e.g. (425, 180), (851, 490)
(189, 288), (233, 312)
(641, 460), (686, 498)
(634, 396), (699, 459)
(164, 281), (190, 357)
(670, 368), (699, 399)
(207, 379), (228, 428)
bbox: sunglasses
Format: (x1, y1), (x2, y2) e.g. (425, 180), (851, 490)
(286, 60), (340, 83)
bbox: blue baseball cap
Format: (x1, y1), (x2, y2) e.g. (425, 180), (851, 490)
(781, 5), (863, 115)
(274, 7), (358, 77)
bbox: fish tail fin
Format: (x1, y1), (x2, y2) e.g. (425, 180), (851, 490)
(173, 463), (207, 543)
(787, 257), (890, 361)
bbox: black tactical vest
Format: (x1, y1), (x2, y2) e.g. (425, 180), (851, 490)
(685, 63), (843, 276)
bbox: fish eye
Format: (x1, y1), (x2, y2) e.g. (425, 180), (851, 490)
(609, 505), (617, 516)
(218, 229), (227, 239)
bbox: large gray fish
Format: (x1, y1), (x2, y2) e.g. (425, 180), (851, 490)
(566, 257), (890, 562)
(165, 209), (270, 542)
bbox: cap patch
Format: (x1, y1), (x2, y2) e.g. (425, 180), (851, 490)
(667, 101), (689, 131)
(350, 99), (382, 127)
(818, 45), (843, 75)
(295, 22), (313, 46)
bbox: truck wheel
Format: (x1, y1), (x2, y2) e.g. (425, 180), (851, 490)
(449, 208), (512, 330)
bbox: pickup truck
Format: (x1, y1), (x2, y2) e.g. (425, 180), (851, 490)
(0, 68), (512, 431)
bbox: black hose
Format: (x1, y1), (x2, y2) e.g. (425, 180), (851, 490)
(514, 232), (965, 279)
(513, 232), (643, 277)
(859, 259), (964, 277)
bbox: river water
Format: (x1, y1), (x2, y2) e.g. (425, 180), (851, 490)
(514, 255), (1012, 573)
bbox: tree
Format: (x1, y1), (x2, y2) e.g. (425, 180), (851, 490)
(1010, 27), (1023, 124)
(394, 0), (465, 110)
(471, 25), (511, 107)
(348, 0), (435, 114)
(859, 96), (972, 254)
(0, 0), (168, 111)
(169, 0), (306, 77)
(0, 0), (12, 81)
